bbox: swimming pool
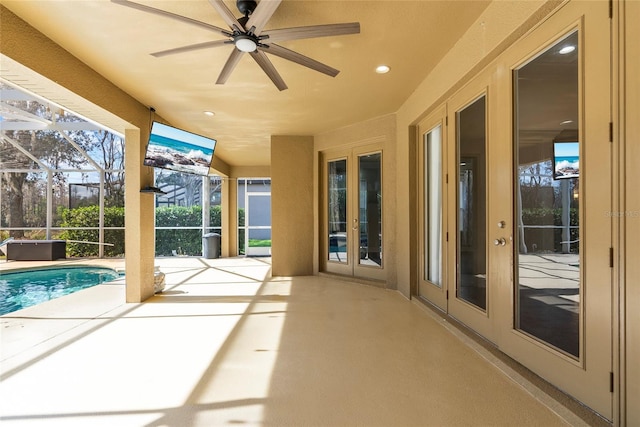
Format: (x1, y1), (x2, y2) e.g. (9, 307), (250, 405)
(0, 266), (121, 315)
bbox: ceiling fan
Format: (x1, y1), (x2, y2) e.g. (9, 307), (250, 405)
(112, 0), (360, 91)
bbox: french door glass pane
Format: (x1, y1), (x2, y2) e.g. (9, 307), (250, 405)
(457, 96), (487, 310)
(358, 153), (382, 267)
(514, 32), (580, 357)
(425, 126), (443, 285)
(328, 159), (348, 263)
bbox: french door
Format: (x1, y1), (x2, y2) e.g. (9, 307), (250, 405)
(322, 145), (384, 281)
(417, 65), (499, 342)
(445, 76), (498, 342)
(499, 2), (612, 419)
(417, 1), (613, 419)
(417, 105), (448, 310)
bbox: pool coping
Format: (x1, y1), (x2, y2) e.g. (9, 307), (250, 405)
(0, 263), (124, 276)
(0, 258), (126, 274)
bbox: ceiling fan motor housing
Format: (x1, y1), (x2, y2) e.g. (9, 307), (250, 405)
(237, 0), (257, 16)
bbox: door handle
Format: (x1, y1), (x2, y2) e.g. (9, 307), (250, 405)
(494, 237), (507, 246)
(352, 218), (359, 230)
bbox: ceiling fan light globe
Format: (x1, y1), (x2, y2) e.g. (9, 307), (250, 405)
(236, 37), (257, 52)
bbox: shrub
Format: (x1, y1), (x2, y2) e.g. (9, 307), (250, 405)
(59, 206), (125, 256)
(520, 207), (579, 253)
(58, 205), (224, 257)
(154, 205), (222, 256)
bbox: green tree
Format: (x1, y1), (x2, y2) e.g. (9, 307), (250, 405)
(1, 85), (125, 237)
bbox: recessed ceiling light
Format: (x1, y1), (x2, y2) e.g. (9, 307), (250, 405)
(204, 111), (215, 117)
(375, 65), (390, 74)
(559, 45), (576, 54)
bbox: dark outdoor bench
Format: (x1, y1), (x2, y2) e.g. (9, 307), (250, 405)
(6, 240), (67, 261)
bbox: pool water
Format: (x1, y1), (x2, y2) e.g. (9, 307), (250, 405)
(0, 267), (120, 315)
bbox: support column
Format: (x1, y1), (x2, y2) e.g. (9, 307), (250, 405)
(271, 135), (314, 276)
(124, 128), (155, 302)
(222, 177), (235, 257)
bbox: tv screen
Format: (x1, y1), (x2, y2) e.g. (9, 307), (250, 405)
(553, 141), (579, 180)
(144, 122), (216, 176)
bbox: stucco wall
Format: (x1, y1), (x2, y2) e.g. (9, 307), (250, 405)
(271, 135), (314, 276)
(314, 114), (397, 288)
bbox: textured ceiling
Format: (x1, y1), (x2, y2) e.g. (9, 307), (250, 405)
(1, 0), (491, 167)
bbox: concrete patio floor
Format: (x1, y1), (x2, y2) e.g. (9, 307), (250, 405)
(0, 257), (594, 426)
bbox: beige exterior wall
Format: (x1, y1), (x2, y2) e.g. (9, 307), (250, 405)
(314, 114), (397, 288)
(271, 136), (314, 276)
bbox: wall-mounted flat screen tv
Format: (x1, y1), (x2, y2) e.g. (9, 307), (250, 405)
(144, 122), (216, 176)
(553, 141), (579, 180)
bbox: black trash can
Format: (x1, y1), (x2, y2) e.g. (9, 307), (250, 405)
(202, 233), (221, 259)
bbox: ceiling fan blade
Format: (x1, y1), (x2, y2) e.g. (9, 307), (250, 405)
(151, 40), (229, 58)
(262, 44), (339, 77)
(262, 22), (360, 43)
(111, 0), (230, 36)
(208, 0), (244, 31)
(216, 48), (245, 85)
(249, 50), (287, 91)
(246, 0), (282, 35)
